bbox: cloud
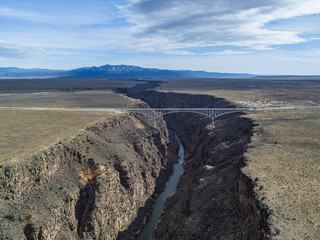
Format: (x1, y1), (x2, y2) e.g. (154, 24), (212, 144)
(0, 7), (49, 22)
(0, 5), (113, 27)
(0, 41), (47, 59)
(163, 50), (195, 55)
(278, 57), (301, 61)
(119, 0), (320, 53)
(201, 50), (251, 55)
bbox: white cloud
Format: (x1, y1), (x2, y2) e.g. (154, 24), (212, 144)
(202, 50), (251, 55)
(0, 7), (50, 22)
(0, 5), (113, 27)
(278, 57), (301, 61)
(163, 50), (195, 55)
(0, 7), (40, 18)
(0, 41), (47, 59)
(119, 0), (320, 53)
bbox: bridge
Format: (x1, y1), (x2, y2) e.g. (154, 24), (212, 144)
(122, 108), (249, 126)
(1, 105), (317, 127)
(122, 105), (320, 126)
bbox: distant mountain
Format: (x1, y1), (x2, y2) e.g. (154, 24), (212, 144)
(63, 64), (185, 78)
(63, 64), (255, 78)
(0, 67), (63, 77)
(0, 64), (256, 78)
(178, 70), (255, 78)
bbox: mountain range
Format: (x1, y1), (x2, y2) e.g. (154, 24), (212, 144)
(0, 67), (63, 77)
(0, 64), (255, 78)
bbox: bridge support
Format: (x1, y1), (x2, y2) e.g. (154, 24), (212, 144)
(122, 108), (248, 127)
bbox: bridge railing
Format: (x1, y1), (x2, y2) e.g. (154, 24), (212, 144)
(122, 108), (249, 126)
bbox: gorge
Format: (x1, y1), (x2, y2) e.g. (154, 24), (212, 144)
(0, 83), (270, 239)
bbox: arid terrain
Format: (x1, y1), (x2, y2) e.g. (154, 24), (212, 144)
(158, 77), (320, 239)
(0, 77), (319, 239)
(0, 90), (134, 165)
(0, 80), (173, 239)
(2, 0), (320, 238)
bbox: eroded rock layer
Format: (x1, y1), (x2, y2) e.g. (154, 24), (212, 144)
(0, 112), (170, 239)
(123, 89), (270, 239)
(1, 85), (270, 240)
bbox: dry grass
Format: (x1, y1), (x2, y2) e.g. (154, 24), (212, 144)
(0, 109), (109, 165)
(158, 78), (320, 239)
(0, 90), (134, 165)
(157, 78), (320, 104)
(0, 90), (133, 108)
(244, 109), (320, 239)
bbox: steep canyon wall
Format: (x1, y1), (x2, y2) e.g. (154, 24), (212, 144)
(122, 88), (270, 239)
(0, 111), (171, 239)
(1, 85), (270, 239)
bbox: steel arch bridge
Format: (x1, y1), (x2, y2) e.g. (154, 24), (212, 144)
(122, 108), (249, 126)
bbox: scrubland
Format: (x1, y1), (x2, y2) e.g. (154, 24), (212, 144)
(1, 77), (319, 238)
(0, 90), (134, 165)
(244, 108), (320, 239)
(158, 78), (320, 239)
(0, 90), (133, 108)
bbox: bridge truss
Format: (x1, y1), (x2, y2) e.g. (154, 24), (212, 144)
(122, 108), (249, 126)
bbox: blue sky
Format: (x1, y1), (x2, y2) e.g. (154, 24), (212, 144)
(1, 0), (320, 74)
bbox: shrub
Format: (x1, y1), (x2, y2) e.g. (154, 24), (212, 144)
(86, 137), (93, 144)
(254, 177), (259, 181)
(7, 212), (17, 221)
(275, 228), (280, 235)
(26, 214), (33, 221)
(259, 185), (264, 190)
(0, 164), (3, 168)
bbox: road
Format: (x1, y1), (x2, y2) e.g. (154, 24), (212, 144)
(0, 105), (319, 112)
(0, 107), (123, 112)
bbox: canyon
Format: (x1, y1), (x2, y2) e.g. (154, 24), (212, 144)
(0, 84), (269, 239)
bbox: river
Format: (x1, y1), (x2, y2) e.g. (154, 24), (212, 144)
(136, 135), (185, 240)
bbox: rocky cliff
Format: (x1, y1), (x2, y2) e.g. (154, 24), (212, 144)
(0, 110), (171, 239)
(122, 89), (270, 239)
(1, 85), (270, 240)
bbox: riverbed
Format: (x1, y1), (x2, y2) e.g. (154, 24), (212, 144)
(136, 135), (185, 240)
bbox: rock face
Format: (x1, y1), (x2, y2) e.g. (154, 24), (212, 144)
(154, 115), (269, 239)
(0, 112), (170, 239)
(1, 85), (270, 240)
(122, 88), (270, 239)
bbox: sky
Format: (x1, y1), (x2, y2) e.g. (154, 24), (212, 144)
(1, 0), (320, 75)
